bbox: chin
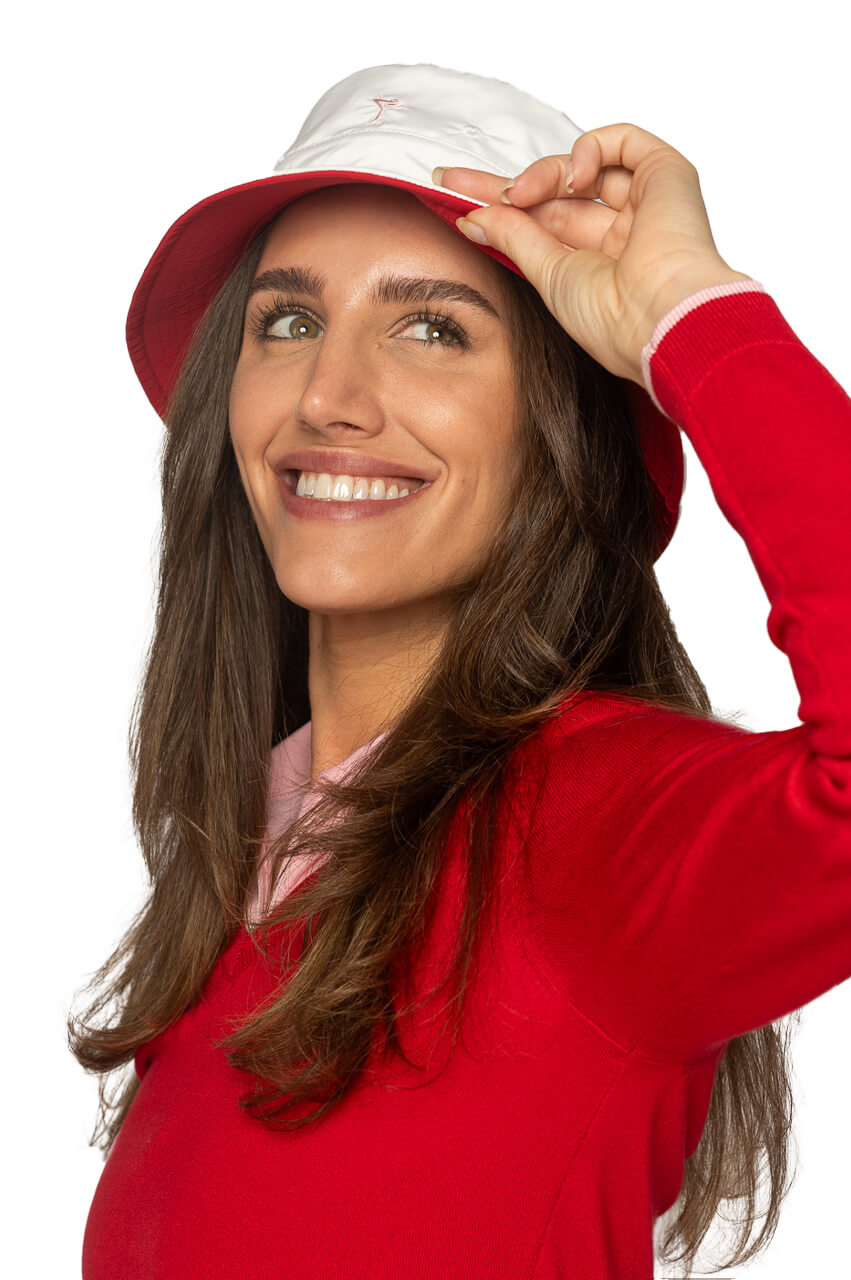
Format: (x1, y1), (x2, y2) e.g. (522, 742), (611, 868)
(274, 576), (398, 614)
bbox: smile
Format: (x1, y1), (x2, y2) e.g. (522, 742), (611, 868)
(291, 470), (427, 502)
(278, 470), (432, 522)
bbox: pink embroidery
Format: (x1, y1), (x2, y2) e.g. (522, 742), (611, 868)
(368, 96), (401, 124)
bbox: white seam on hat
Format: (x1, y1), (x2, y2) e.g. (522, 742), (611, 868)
(640, 279), (766, 415)
(266, 164), (490, 204)
(278, 125), (516, 174)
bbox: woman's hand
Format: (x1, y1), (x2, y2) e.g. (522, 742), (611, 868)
(435, 123), (753, 386)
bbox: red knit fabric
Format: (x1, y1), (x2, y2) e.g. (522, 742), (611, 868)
(82, 290), (851, 1278)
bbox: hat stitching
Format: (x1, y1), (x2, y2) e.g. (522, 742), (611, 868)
(279, 125), (516, 175)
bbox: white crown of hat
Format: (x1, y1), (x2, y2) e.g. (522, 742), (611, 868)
(273, 62), (584, 199)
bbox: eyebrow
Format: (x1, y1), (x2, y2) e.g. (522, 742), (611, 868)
(246, 266), (501, 321)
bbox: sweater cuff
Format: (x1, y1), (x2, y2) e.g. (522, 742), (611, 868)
(640, 279), (767, 416)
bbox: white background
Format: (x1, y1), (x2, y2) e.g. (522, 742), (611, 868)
(4, 1), (848, 1275)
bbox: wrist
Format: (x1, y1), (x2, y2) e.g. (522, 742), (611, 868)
(646, 263), (754, 337)
(638, 274), (767, 416)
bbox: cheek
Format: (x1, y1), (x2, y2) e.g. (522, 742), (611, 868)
(227, 369), (273, 522)
(427, 367), (514, 452)
(228, 362), (280, 468)
(228, 360), (259, 439)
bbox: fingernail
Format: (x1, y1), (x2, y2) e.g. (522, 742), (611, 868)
(432, 166), (447, 186)
(456, 216), (490, 246)
(565, 160), (575, 194)
(499, 185), (515, 205)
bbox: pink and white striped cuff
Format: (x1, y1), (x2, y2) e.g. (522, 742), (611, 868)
(640, 279), (767, 413)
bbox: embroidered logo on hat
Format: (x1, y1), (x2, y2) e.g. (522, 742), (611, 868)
(368, 96), (401, 125)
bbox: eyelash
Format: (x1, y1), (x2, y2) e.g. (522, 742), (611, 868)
(248, 294), (470, 349)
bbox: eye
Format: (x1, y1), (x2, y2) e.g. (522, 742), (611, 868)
(262, 309), (322, 341)
(247, 294), (323, 343)
(401, 320), (455, 345)
(399, 310), (467, 347)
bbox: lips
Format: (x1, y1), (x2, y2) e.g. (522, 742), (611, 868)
(273, 449), (436, 483)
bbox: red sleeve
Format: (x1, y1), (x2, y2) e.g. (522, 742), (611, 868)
(520, 289), (851, 1067)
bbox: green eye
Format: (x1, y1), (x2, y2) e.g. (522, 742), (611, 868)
(404, 320), (458, 345)
(267, 312), (321, 340)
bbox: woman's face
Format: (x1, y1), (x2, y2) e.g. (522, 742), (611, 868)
(229, 184), (518, 625)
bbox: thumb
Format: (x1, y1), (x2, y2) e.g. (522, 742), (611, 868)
(456, 206), (624, 378)
(455, 204), (576, 318)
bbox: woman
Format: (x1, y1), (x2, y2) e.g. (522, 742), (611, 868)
(71, 64), (851, 1277)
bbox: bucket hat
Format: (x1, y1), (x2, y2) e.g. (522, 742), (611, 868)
(126, 62), (684, 558)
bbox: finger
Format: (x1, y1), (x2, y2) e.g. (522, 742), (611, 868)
(570, 123), (692, 205)
(506, 156), (634, 213)
(570, 124), (720, 264)
(501, 154), (574, 204)
(455, 201), (602, 318)
(435, 157), (635, 218)
(517, 196), (623, 254)
(573, 122), (677, 172)
(432, 165), (511, 205)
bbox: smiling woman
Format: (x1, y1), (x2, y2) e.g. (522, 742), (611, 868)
(69, 62), (851, 1280)
(228, 184), (521, 779)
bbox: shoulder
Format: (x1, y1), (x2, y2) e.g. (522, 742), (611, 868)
(504, 689), (753, 821)
(536, 687), (748, 751)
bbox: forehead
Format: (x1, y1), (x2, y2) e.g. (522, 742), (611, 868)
(256, 184), (506, 298)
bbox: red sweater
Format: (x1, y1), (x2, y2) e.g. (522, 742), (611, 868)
(82, 289), (851, 1278)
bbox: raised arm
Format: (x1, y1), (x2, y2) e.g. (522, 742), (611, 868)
(440, 127), (851, 1065)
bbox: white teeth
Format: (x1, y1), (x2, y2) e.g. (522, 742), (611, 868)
(292, 470), (424, 502)
(330, 475), (354, 501)
(313, 472), (333, 500)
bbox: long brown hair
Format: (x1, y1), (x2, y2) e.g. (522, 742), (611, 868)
(69, 209), (801, 1275)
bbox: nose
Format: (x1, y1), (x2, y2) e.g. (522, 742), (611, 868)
(294, 326), (386, 439)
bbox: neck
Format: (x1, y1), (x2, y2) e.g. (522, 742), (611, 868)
(306, 602), (449, 784)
